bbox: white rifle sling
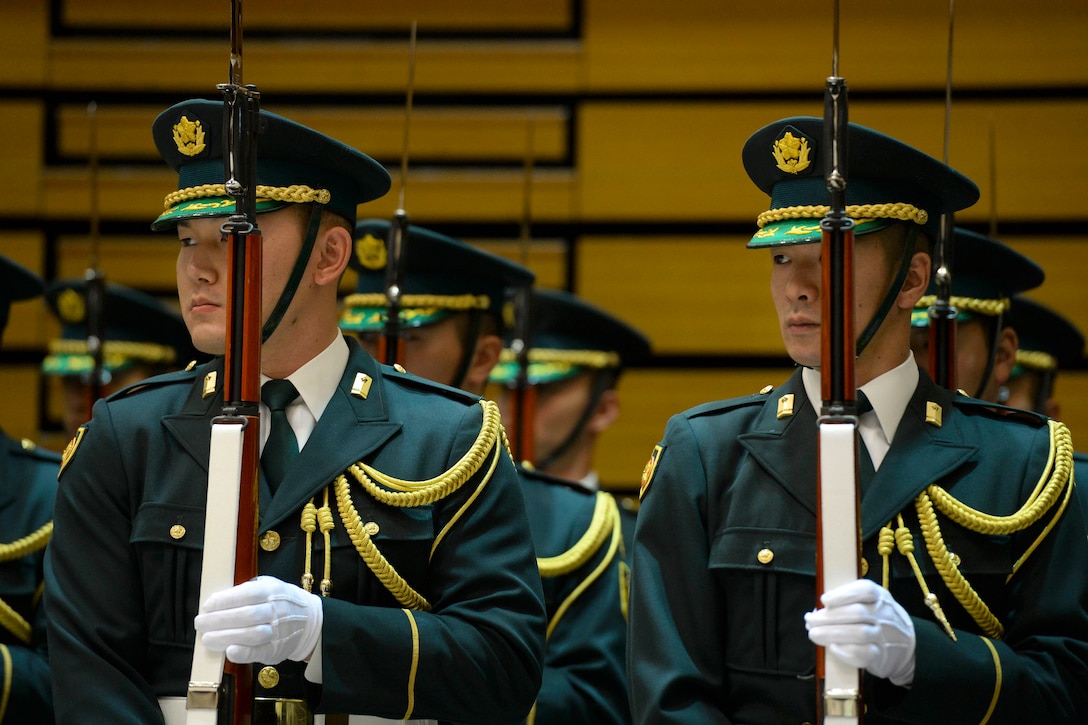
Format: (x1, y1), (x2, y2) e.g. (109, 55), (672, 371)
(818, 422), (862, 723)
(181, 422), (246, 725)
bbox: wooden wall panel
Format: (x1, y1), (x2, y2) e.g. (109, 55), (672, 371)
(577, 235), (784, 355)
(60, 0), (574, 32)
(58, 105), (571, 164)
(577, 100), (1088, 222)
(0, 367), (44, 445)
(0, 102), (45, 215)
(584, 0), (1088, 91)
(0, 3), (48, 87)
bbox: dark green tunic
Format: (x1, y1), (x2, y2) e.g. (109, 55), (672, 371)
(0, 431), (59, 723)
(629, 367), (1088, 724)
(45, 339), (545, 723)
(519, 467), (629, 724)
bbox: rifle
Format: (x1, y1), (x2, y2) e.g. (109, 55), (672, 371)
(84, 101), (107, 409)
(187, 1), (262, 723)
(508, 117), (537, 464)
(814, 1), (863, 721)
(927, 0), (958, 389)
(380, 21), (417, 367)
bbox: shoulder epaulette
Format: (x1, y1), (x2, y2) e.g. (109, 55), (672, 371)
(106, 366), (202, 401)
(686, 389), (772, 419)
(516, 464), (594, 497)
(952, 395), (1049, 428)
(379, 363), (480, 406)
(15, 438), (62, 463)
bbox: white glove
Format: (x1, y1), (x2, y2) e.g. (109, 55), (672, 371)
(195, 575), (323, 665)
(804, 578), (916, 687)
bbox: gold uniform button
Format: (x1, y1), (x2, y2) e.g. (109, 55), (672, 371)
(393, 363), (407, 373)
(257, 666), (279, 689)
(756, 548), (774, 565)
(860, 557), (869, 576)
(260, 531), (281, 552)
(169, 525), (186, 540)
(363, 521), (380, 537)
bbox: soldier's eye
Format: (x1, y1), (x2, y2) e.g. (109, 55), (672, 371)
(772, 253), (790, 265)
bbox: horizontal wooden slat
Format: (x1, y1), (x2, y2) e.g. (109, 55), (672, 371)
(584, 0), (1088, 91)
(58, 104), (571, 163)
(61, 0), (573, 32)
(43, 166), (580, 223)
(0, 4), (48, 87)
(577, 235), (785, 355)
(577, 99), (1088, 223)
(48, 39), (584, 94)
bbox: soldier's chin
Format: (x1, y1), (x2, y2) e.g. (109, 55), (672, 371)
(192, 333), (226, 356)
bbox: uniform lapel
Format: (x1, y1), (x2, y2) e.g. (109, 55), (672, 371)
(161, 358), (225, 475)
(860, 375), (976, 537)
(260, 345), (401, 529)
(738, 370), (819, 515)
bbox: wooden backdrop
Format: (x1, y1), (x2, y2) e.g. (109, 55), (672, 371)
(1, 0), (1085, 493)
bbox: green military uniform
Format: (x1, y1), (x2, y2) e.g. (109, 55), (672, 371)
(0, 257), (59, 723)
(518, 466), (628, 724)
(45, 99), (545, 723)
(488, 288), (651, 553)
(342, 220), (630, 724)
(628, 117), (1088, 724)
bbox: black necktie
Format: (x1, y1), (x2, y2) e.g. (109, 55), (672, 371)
(261, 379), (300, 494)
(856, 391), (876, 492)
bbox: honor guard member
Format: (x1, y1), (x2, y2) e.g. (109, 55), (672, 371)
(42, 279), (199, 438)
(627, 117), (1088, 724)
(341, 220), (630, 724)
(1003, 296), (1085, 418)
(488, 288), (651, 547)
(908, 228), (1044, 402)
(45, 100), (546, 724)
(0, 255), (59, 723)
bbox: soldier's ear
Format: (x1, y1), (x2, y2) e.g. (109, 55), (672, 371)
(992, 326), (1020, 386)
(897, 250), (931, 310)
(313, 224), (352, 286)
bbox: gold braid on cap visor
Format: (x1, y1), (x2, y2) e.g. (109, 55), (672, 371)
(916, 295), (1011, 318)
(498, 348), (621, 370)
(342, 293), (491, 312)
(162, 183), (331, 210)
(755, 202), (928, 229)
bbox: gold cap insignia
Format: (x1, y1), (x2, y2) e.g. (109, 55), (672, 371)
(772, 130), (812, 175)
(355, 233), (387, 271)
(172, 115), (206, 157)
(57, 288), (86, 324)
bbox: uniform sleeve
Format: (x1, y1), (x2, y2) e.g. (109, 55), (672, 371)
(317, 402), (546, 723)
(534, 496), (630, 724)
(627, 414), (732, 724)
(45, 405), (166, 724)
(872, 427), (1088, 724)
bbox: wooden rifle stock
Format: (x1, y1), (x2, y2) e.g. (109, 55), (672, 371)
(815, 68), (864, 724)
(508, 284), (536, 464)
